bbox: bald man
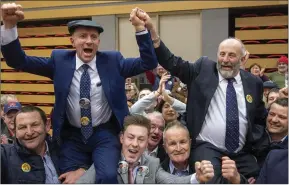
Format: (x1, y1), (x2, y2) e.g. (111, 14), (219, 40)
(134, 8), (268, 183)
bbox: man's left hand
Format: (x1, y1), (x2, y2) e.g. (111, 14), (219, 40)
(58, 168), (86, 184)
(221, 156), (241, 184)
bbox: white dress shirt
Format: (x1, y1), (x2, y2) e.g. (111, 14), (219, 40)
(1, 25), (113, 127)
(66, 55), (112, 127)
(197, 72), (248, 152)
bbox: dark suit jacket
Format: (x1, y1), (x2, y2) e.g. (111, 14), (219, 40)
(154, 41), (268, 152)
(256, 149), (288, 184)
(1, 33), (158, 142)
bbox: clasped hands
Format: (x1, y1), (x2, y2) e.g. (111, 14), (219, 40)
(129, 7), (154, 32)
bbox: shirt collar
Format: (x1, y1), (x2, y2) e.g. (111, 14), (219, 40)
(75, 54), (97, 71)
(218, 71), (241, 84)
(169, 160), (189, 174)
(146, 146), (158, 156)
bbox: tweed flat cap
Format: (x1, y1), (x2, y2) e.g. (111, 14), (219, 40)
(67, 20), (104, 34)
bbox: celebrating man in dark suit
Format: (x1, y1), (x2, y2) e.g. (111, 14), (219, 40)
(135, 8), (268, 183)
(1, 3), (158, 183)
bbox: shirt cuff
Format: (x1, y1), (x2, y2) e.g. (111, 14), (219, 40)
(190, 173), (199, 184)
(135, 29), (148, 35)
(1, 25), (18, 46)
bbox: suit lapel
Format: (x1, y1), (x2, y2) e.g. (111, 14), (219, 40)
(135, 155), (147, 184)
(62, 52), (76, 93)
(95, 51), (111, 103)
(119, 171), (128, 184)
(240, 70), (254, 121)
(204, 66), (219, 112)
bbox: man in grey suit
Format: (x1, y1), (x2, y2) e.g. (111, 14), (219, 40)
(77, 114), (214, 184)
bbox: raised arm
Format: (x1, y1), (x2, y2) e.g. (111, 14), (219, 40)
(1, 3), (54, 79)
(119, 8), (158, 78)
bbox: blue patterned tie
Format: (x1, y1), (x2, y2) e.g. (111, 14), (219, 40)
(80, 64), (93, 142)
(225, 78), (239, 152)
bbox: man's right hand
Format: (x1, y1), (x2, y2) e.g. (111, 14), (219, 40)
(1, 3), (24, 29)
(195, 160), (214, 183)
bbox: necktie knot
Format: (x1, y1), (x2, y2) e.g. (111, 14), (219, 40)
(227, 78), (235, 84)
(82, 64), (90, 72)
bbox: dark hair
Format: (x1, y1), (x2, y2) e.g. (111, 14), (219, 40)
(14, 106), (47, 128)
(267, 88), (280, 102)
(249, 63), (261, 73)
(272, 98), (288, 107)
(123, 114), (151, 135)
(156, 99), (166, 113)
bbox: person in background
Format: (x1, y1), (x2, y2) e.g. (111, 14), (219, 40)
(248, 63), (269, 82)
(125, 78), (140, 107)
(266, 88), (280, 109)
(145, 111), (166, 162)
(1, 94), (18, 144)
(1, 102), (22, 144)
(267, 56), (288, 88)
(146, 64), (176, 91)
(263, 81), (279, 107)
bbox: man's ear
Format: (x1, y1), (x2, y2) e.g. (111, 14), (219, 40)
(120, 132), (124, 145)
(45, 119), (51, 133)
(70, 37), (75, 48)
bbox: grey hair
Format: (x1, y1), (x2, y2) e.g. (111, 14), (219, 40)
(146, 111), (165, 123)
(219, 37), (246, 57)
(163, 120), (190, 143)
(1, 94), (18, 107)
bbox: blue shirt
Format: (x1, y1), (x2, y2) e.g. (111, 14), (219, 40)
(42, 142), (60, 184)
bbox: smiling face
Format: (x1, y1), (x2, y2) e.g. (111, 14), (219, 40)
(70, 27), (100, 63)
(250, 65), (261, 76)
(161, 102), (178, 123)
(267, 103), (288, 139)
(15, 111), (50, 154)
(217, 39), (245, 79)
(164, 127), (191, 165)
(120, 125), (149, 165)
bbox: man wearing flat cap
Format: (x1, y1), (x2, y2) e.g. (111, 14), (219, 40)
(1, 3), (158, 184)
(268, 56), (288, 88)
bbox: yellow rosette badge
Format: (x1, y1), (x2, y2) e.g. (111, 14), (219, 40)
(81, 117), (90, 126)
(246, 94), (253, 103)
(21, 163), (31, 172)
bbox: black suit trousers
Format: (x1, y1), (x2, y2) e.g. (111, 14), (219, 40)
(190, 140), (260, 184)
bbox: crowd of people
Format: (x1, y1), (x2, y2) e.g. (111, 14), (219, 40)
(1, 3), (288, 184)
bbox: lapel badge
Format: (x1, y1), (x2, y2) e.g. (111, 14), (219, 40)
(246, 94), (253, 103)
(118, 161), (128, 174)
(79, 98), (90, 109)
(80, 116), (90, 126)
(137, 166), (149, 176)
(167, 81), (172, 85)
(21, 162), (31, 172)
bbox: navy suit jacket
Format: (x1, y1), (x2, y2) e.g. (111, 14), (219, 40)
(256, 149), (288, 184)
(1, 33), (158, 142)
(154, 41), (268, 152)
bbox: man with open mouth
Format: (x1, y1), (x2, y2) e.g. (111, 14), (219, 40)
(1, 3), (158, 184)
(77, 114), (215, 184)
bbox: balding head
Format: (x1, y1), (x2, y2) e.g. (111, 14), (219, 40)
(217, 37), (247, 79)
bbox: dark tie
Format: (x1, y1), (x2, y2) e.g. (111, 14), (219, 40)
(225, 78), (239, 152)
(80, 64), (93, 142)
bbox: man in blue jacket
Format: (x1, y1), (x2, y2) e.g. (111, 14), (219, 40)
(1, 3), (158, 183)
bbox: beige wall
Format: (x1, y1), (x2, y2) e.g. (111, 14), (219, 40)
(117, 12), (201, 62)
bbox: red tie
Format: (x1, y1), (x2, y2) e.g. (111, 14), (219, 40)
(128, 166), (134, 184)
